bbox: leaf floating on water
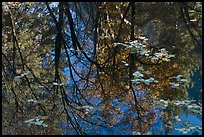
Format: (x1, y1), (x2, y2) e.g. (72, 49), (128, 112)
(180, 79), (187, 82)
(25, 116), (48, 127)
(151, 57), (158, 62)
(38, 86), (45, 88)
(168, 54), (175, 58)
(138, 36), (146, 40)
(143, 79), (151, 85)
(14, 76), (23, 81)
(160, 48), (166, 51)
(175, 75), (182, 80)
(25, 119), (35, 123)
(124, 18), (131, 25)
(187, 105), (193, 109)
(27, 99), (35, 103)
(59, 83), (65, 86)
(154, 80), (158, 83)
(189, 10), (195, 13)
(171, 85), (177, 88)
(175, 116), (181, 122)
(182, 121), (193, 127)
(170, 82), (180, 88)
(43, 124), (48, 127)
(144, 71), (151, 75)
(82, 105), (94, 113)
(121, 61), (126, 64)
(38, 100), (46, 104)
(183, 131), (188, 134)
(197, 126), (202, 130)
(176, 128), (186, 133)
(146, 131), (153, 135)
(21, 71), (31, 77)
(133, 71), (144, 78)
(145, 53), (149, 56)
(134, 79), (140, 82)
(149, 77), (155, 82)
(162, 58), (170, 62)
(35, 120), (43, 126)
(135, 81), (141, 84)
(140, 50), (148, 55)
(184, 100), (195, 104)
(160, 99), (164, 102)
(137, 66), (144, 71)
(191, 109), (200, 114)
(132, 131), (141, 135)
(167, 121), (172, 125)
(163, 101), (168, 105)
(144, 38), (148, 41)
(189, 126), (196, 130)
(190, 19), (197, 22)
(53, 82), (59, 86)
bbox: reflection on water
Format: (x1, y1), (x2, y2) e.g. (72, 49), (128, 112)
(59, 68), (202, 135)
(2, 2), (202, 135)
(57, 31), (202, 134)
(188, 69), (202, 103)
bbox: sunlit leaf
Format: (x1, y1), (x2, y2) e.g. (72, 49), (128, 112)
(132, 131), (141, 135)
(153, 80), (158, 83)
(143, 79), (150, 85)
(137, 66), (144, 71)
(138, 36), (146, 40)
(180, 79), (187, 82)
(35, 120), (43, 125)
(190, 19), (197, 22)
(25, 119), (35, 123)
(53, 82), (59, 85)
(146, 131), (153, 135)
(175, 116), (181, 122)
(14, 76), (23, 81)
(144, 71), (151, 75)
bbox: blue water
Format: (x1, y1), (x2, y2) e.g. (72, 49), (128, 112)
(59, 67), (202, 135)
(46, 4), (202, 134)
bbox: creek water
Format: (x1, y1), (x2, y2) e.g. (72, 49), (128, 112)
(59, 60), (202, 135)
(57, 8), (202, 135)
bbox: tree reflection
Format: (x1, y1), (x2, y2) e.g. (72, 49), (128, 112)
(2, 2), (202, 135)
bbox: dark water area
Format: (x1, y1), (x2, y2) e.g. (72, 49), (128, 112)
(188, 69), (202, 103)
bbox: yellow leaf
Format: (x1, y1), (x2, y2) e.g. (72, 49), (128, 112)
(153, 91), (159, 99)
(115, 106), (120, 112)
(125, 85), (130, 89)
